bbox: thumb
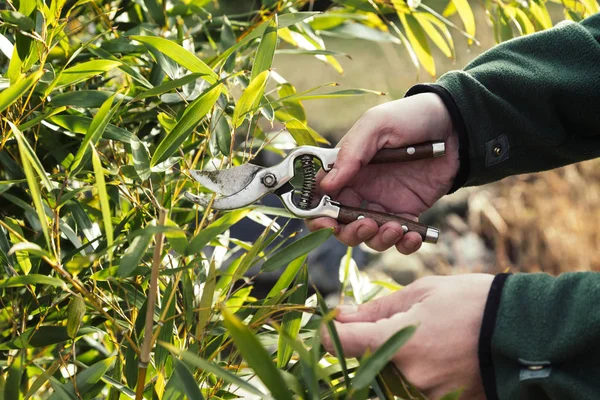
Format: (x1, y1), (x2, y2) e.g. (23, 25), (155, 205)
(320, 114), (381, 192)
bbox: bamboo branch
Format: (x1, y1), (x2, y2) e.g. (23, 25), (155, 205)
(135, 208), (168, 400)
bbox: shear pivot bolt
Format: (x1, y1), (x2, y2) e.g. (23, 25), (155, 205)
(262, 173), (277, 188)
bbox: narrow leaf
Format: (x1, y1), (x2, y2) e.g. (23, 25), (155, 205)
(277, 264), (308, 368)
(187, 209), (249, 255)
(91, 146), (114, 252)
(55, 60), (121, 87)
(221, 308), (293, 400)
(130, 35), (218, 83)
(170, 358), (205, 400)
(66, 295), (86, 339)
(352, 325), (417, 390)
(70, 92), (121, 174)
(132, 73), (203, 101)
(160, 342), (264, 396)
(400, 13), (435, 76)
(0, 274), (64, 288)
(251, 17), (278, 80)
(232, 70), (270, 128)
(262, 228), (333, 272)
(0, 70), (43, 113)
(452, 0), (476, 42)
(151, 83), (222, 166)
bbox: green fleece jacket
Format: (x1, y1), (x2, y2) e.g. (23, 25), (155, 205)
(407, 13), (600, 400)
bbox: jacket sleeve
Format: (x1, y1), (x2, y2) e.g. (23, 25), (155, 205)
(406, 13), (600, 191)
(479, 272), (600, 400)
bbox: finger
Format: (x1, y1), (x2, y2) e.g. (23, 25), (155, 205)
(321, 321), (381, 358)
(321, 112), (382, 192)
(335, 218), (378, 247)
(362, 203), (405, 251)
(305, 217), (339, 233)
(324, 309), (420, 359)
(335, 285), (427, 323)
(395, 231), (423, 255)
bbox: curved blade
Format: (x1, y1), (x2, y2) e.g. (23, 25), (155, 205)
(189, 163), (263, 196)
(185, 174), (268, 210)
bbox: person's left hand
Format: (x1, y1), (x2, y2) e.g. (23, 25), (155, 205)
(322, 274), (494, 400)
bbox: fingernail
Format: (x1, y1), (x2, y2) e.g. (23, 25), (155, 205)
(382, 228), (401, 244)
(337, 305), (358, 316)
(322, 168), (338, 186)
(357, 225), (375, 240)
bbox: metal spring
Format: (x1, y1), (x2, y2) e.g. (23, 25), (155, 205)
(298, 155), (316, 209)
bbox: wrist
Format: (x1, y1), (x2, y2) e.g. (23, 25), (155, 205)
(405, 84), (469, 194)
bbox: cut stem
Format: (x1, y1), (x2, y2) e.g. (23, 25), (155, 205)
(135, 208), (167, 400)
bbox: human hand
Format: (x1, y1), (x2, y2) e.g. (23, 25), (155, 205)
(306, 93), (459, 254)
(323, 274), (493, 400)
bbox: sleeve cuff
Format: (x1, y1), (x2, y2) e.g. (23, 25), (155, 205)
(478, 272), (511, 400)
(405, 84), (470, 193)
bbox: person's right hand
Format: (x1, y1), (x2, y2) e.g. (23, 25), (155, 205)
(306, 92), (460, 254)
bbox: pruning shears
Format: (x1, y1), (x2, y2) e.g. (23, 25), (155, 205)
(185, 142), (446, 244)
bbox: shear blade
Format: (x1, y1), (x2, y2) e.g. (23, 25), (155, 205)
(189, 163), (263, 196)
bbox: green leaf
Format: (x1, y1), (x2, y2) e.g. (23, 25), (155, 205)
(51, 90), (126, 108)
(48, 357), (115, 400)
(70, 92), (121, 174)
(212, 12), (319, 68)
(0, 70), (43, 113)
(232, 70), (270, 128)
(0, 11), (35, 30)
(400, 13), (435, 76)
(0, 326), (97, 350)
(9, 122), (52, 251)
(221, 308), (294, 400)
(91, 146), (114, 252)
(281, 88), (385, 102)
(170, 358), (205, 400)
(130, 136), (151, 180)
(284, 118), (318, 146)
(54, 60), (122, 87)
(151, 82), (222, 166)
(413, 12), (453, 59)
(165, 218), (188, 254)
(25, 359), (62, 400)
(5, 352), (24, 400)
(118, 232), (152, 277)
(7, 122), (53, 193)
(187, 209), (250, 255)
(155, 282), (177, 369)
(317, 292), (350, 389)
(277, 264), (308, 368)
(48, 115), (133, 143)
(130, 35), (218, 83)
(266, 255), (307, 298)
(196, 260), (216, 338)
(209, 107), (231, 156)
(160, 342), (264, 397)
(352, 325), (417, 390)
(66, 295), (86, 339)
(451, 0), (476, 42)
(251, 17), (278, 81)
(132, 73), (203, 101)
(0, 274), (64, 288)
(262, 228), (333, 272)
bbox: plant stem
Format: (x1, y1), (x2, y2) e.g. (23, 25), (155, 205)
(135, 208), (167, 400)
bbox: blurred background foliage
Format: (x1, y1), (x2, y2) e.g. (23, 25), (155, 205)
(0, 0), (599, 399)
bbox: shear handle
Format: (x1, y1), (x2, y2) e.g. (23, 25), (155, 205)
(370, 142), (445, 164)
(337, 205), (439, 244)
